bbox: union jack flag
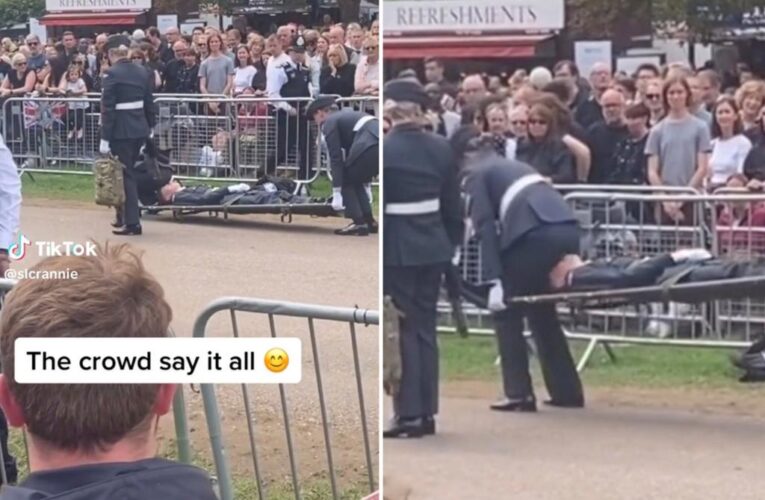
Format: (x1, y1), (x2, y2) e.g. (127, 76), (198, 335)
(22, 100), (67, 130)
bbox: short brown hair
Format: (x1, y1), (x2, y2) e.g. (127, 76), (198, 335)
(624, 102), (650, 120)
(0, 243), (172, 452)
(662, 76), (693, 109)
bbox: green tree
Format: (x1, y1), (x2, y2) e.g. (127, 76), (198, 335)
(0, 0), (44, 28)
(653, 0), (762, 41)
(566, 0), (650, 39)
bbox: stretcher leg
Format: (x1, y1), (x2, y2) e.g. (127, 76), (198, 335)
(576, 337), (599, 372)
(602, 342), (618, 364)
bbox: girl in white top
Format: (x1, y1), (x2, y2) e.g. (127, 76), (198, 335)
(233, 45), (258, 96)
(60, 65), (88, 140)
(709, 95), (752, 189)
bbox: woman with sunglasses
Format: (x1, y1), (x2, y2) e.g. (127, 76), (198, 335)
(515, 101), (577, 184)
(643, 78), (665, 126)
(0, 54), (36, 99)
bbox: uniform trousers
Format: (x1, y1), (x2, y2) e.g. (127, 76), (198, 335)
(111, 138), (145, 227)
(268, 109), (311, 180)
(342, 145), (378, 224)
(384, 263), (444, 419)
(495, 222), (584, 403)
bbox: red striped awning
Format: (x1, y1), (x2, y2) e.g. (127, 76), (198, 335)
(384, 34), (553, 59)
(40, 11), (144, 26)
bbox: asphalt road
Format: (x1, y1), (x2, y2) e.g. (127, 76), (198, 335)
(384, 394), (765, 499)
(15, 200), (380, 483)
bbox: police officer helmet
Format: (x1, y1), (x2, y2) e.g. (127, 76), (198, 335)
(104, 34), (131, 52)
(287, 36), (306, 54)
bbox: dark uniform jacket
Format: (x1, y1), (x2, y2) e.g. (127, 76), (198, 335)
(0, 458), (217, 500)
(515, 137), (577, 184)
(323, 109), (378, 188)
(465, 157), (577, 282)
(100, 59), (156, 143)
(383, 123), (463, 267)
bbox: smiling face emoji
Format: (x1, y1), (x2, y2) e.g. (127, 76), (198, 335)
(264, 348), (289, 373)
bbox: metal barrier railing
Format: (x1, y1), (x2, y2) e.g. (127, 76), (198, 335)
(443, 187), (765, 370)
(190, 297), (379, 500)
(2, 94), (378, 184)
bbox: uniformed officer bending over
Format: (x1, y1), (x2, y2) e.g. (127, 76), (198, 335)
(383, 79), (463, 438)
(99, 34), (156, 236)
(306, 94), (379, 236)
(266, 37), (314, 181)
(463, 141), (584, 412)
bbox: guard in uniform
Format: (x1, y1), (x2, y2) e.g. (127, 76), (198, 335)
(383, 79), (463, 438)
(464, 152), (584, 411)
(306, 95), (379, 235)
(99, 34), (155, 236)
(267, 37), (313, 180)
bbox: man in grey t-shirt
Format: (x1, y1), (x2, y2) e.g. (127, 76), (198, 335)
(645, 114), (711, 187)
(198, 54), (234, 95)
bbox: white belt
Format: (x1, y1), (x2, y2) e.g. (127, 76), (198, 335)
(499, 173), (546, 221)
(115, 101), (144, 110)
(385, 198), (440, 215)
(353, 115), (375, 132)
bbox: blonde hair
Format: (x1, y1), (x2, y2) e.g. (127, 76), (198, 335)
(384, 99), (424, 125)
(327, 43), (348, 66)
(735, 80), (765, 109)
(10, 53), (26, 66)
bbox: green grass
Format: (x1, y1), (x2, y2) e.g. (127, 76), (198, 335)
(20, 172), (379, 214)
(440, 334), (745, 390)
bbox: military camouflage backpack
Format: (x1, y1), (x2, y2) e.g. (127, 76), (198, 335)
(93, 156), (125, 208)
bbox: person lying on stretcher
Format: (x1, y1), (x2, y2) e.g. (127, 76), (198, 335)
(547, 248), (765, 292)
(156, 178), (327, 206)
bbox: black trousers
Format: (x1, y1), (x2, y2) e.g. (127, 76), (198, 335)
(384, 263), (444, 419)
(342, 145), (378, 224)
(268, 110), (312, 180)
(496, 223), (584, 403)
(111, 138), (145, 227)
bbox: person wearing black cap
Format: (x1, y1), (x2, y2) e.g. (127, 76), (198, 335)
(461, 133), (585, 412)
(99, 34), (155, 236)
(383, 78), (463, 438)
(307, 94), (379, 235)
(266, 36), (314, 180)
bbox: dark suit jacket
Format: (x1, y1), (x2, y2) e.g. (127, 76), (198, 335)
(383, 123), (463, 267)
(323, 110), (378, 187)
(101, 59), (155, 142)
(465, 157), (577, 281)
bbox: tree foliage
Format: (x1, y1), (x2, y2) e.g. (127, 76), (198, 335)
(569, 0), (765, 41)
(0, 0), (44, 28)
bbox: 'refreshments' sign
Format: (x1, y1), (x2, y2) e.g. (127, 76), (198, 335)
(383, 0), (565, 34)
(45, 0), (151, 12)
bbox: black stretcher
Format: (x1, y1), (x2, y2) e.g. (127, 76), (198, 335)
(461, 276), (765, 310)
(140, 193), (339, 223)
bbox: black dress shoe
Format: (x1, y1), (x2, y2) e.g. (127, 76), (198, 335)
(110, 219), (123, 228)
(422, 416), (436, 435)
(490, 397), (537, 412)
(366, 220), (379, 234)
(543, 399), (585, 409)
(112, 225), (142, 236)
(334, 223), (369, 236)
(383, 417), (424, 439)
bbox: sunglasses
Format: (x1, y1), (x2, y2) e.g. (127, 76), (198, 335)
(28, 42), (38, 46)
(646, 94), (660, 100)
(15, 62), (27, 66)
(131, 56), (143, 60)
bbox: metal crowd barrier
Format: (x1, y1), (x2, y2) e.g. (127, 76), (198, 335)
(189, 297), (378, 500)
(440, 186), (765, 370)
(2, 94), (378, 184)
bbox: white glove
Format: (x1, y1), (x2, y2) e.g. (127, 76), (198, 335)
(671, 248), (712, 264)
(487, 280), (506, 312)
(451, 248), (461, 267)
(99, 140), (110, 155)
(364, 183), (373, 203)
(227, 183), (251, 194)
(149, 129), (155, 139)
(331, 188), (344, 211)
